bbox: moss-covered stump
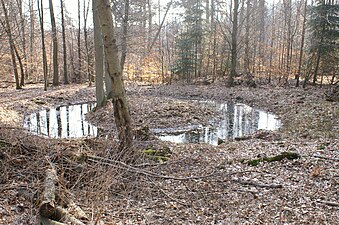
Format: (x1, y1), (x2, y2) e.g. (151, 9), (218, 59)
(142, 147), (172, 163)
(246, 151), (301, 166)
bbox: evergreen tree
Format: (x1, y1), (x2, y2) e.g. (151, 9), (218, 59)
(172, 0), (204, 83)
(307, 0), (339, 85)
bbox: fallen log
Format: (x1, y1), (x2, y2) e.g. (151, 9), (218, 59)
(40, 216), (66, 225)
(54, 206), (86, 225)
(63, 198), (89, 221)
(39, 167), (58, 218)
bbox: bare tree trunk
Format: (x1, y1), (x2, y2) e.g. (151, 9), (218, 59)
(244, 0), (251, 73)
(60, 0), (69, 84)
(1, 0), (21, 89)
(49, 0), (59, 86)
(93, 0), (106, 107)
(95, 0), (133, 152)
(77, 0), (82, 82)
(296, 0), (307, 87)
(16, 0), (27, 86)
(120, 0), (130, 70)
(37, 0), (48, 91)
(29, 0), (35, 80)
(268, 4), (275, 83)
(227, 0), (239, 87)
(83, 0), (92, 86)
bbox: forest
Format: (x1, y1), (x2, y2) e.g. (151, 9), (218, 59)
(0, 0), (338, 224)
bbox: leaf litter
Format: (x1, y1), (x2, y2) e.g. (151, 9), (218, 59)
(0, 83), (338, 224)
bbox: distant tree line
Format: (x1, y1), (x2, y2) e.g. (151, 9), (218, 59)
(0, 0), (338, 89)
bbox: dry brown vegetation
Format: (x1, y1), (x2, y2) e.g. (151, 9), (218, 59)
(0, 83), (338, 224)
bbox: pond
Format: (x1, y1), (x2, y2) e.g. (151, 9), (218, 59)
(152, 102), (281, 145)
(23, 102), (97, 138)
(23, 101), (281, 144)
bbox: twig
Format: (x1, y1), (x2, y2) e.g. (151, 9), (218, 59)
(317, 200), (339, 207)
(87, 155), (253, 181)
(313, 154), (339, 162)
(232, 179), (283, 189)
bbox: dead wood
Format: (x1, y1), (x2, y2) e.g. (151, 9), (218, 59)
(232, 179), (283, 189)
(313, 154), (339, 162)
(53, 206), (86, 225)
(86, 154), (253, 181)
(40, 216), (66, 225)
(317, 200), (339, 207)
(63, 198), (89, 221)
(39, 167), (58, 218)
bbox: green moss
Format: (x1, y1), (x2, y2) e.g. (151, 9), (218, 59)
(247, 159), (261, 166)
(246, 151), (300, 166)
(142, 147), (172, 163)
(33, 99), (46, 105)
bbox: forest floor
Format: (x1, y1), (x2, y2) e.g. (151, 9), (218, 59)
(0, 82), (338, 224)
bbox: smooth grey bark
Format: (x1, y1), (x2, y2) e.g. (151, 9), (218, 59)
(93, 0), (105, 107)
(95, 0), (133, 151)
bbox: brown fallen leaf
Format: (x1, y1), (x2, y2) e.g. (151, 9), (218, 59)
(310, 166), (321, 177)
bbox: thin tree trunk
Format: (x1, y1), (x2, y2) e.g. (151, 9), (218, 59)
(296, 0), (307, 87)
(95, 0), (133, 152)
(49, 0), (59, 86)
(84, 0), (92, 86)
(16, 0), (27, 86)
(77, 0), (82, 82)
(244, 0), (251, 73)
(37, 0), (48, 91)
(120, 0), (130, 70)
(29, 0), (35, 80)
(228, 0), (239, 87)
(1, 0), (21, 89)
(60, 0), (69, 84)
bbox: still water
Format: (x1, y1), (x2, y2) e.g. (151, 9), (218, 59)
(23, 101), (281, 144)
(152, 102), (281, 145)
(23, 102), (97, 138)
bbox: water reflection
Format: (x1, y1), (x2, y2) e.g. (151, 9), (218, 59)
(23, 103), (97, 138)
(153, 102), (281, 145)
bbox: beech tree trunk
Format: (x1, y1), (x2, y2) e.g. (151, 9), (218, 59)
(93, 0), (106, 107)
(95, 0), (133, 151)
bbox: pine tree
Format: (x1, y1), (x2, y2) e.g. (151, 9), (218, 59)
(307, 0), (339, 85)
(172, 0), (204, 83)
